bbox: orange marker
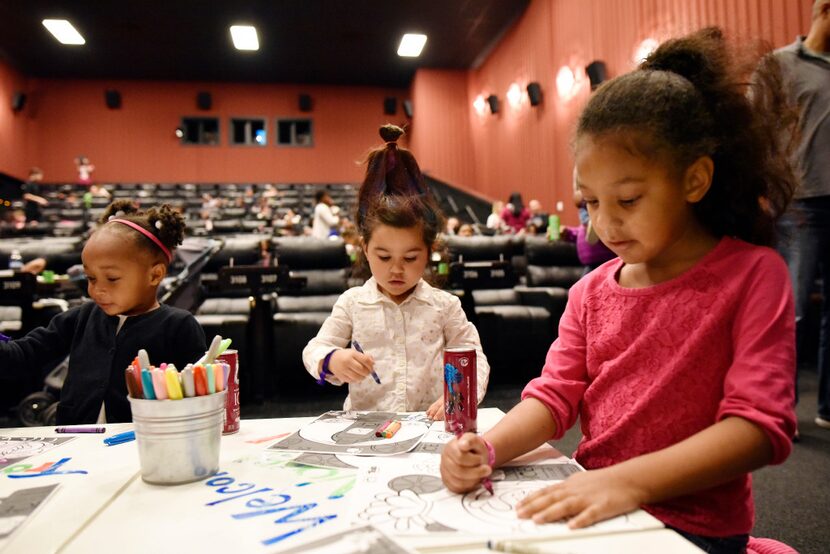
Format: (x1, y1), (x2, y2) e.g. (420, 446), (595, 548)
(193, 365), (208, 396)
(213, 364), (225, 392)
(374, 419), (392, 437)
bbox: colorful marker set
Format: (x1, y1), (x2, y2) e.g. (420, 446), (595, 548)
(374, 419), (401, 438)
(125, 340), (231, 401)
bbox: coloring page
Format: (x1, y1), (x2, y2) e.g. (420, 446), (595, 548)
(0, 437), (75, 470)
(269, 411), (431, 456)
(0, 484), (59, 545)
(276, 523), (417, 554)
(351, 457), (658, 538)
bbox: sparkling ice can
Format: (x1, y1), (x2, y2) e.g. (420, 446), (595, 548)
(444, 346), (477, 433)
(217, 349), (240, 434)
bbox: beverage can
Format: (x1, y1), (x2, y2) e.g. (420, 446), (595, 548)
(548, 214), (561, 241)
(217, 350), (240, 434)
(444, 346), (477, 434)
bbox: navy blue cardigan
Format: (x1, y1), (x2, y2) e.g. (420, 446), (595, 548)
(1, 302), (206, 424)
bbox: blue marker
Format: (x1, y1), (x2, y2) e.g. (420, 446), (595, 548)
(140, 368), (156, 400)
(351, 340), (381, 384)
(104, 430), (135, 446)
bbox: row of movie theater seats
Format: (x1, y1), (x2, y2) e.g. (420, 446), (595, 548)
(2, 183), (358, 238)
(191, 233), (585, 405)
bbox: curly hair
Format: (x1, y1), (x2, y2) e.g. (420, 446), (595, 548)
(98, 199), (187, 264)
(576, 27), (797, 246)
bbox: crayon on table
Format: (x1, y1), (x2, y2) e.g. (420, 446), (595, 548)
(381, 420), (401, 438)
(374, 419), (392, 437)
(351, 340), (381, 384)
(55, 426), (106, 433)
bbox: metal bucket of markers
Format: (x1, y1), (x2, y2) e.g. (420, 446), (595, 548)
(443, 346), (477, 433)
(217, 349), (240, 434)
(129, 390), (226, 485)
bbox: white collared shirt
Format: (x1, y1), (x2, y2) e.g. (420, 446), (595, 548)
(303, 277), (490, 412)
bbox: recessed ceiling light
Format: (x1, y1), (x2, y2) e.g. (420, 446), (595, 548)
(230, 25), (259, 51)
(42, 19), (85, 45)
(397, 33), (427, 58)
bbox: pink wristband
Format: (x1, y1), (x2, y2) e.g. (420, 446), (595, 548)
(482, 438), (496, 468)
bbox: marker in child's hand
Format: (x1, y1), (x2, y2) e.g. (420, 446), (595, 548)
(455, 428), (494, 495)
(351, 340), (381, 384)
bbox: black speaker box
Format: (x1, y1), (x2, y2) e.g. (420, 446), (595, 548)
(11, 92), (26, 112)
(586, 61), (607, 90)
(299, 93), (312, 112)
(527, 82), (542, 106)
(197, 91), (212, 110)
(487, 94), (499, 114)
(402, 100), (413, 118)
(105, 89), (121, 109)
(383, 97), (397, 115)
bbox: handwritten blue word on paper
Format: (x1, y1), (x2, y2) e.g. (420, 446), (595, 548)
(7, 458), (88, 478)
(204, 471), (339, 546)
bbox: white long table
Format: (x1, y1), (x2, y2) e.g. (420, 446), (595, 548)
(0, 408), (702, 553)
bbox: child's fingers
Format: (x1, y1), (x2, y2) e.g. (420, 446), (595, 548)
(530, 495), (583, 524)
(516, 484), (564, 518)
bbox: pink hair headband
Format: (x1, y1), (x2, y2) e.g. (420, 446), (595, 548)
(109, 218), (172, 262)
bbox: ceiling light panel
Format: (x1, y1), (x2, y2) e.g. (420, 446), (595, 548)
(42, 19), (85, 45)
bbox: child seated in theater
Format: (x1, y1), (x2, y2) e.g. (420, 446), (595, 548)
(1, 200), (206, 424)
(304, 124), (490, 419)
(440, 28), (797, 554)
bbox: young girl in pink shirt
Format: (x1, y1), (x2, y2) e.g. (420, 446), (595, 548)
(441, 28), (797, 554)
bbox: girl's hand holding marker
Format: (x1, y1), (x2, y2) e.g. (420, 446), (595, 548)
(125, 335), (231, 400)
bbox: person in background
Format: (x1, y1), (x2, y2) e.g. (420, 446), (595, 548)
(773, 0), (830, 431)
(441, 28), (797, 554)
(500, 192), (530, 233)
(311, 190), (340, 239)
(526, 199), (548, 235)
(304, 124), (489, 419)
(0, 200), (207, 424)
(75, 156), (95, 186)
(22, 167), (48, 225)
(445, 216), (461, 235)
(458, 223), (475, 237)
(486, 200), (505, 232)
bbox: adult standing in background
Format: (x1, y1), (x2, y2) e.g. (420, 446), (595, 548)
(22, 167), (48, 224)
(311, 189), (340, 239)
(773, 0), (830, 430)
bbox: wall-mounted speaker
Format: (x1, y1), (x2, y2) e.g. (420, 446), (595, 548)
(197, 91), (212, 110)
(486, 94), (499, 114)
(11, 92), (26, 112)
(586, 61), (607, 90)
(299, 93), (312, 112)
(105, 89), (121, 109)
(383, 97), (397, 115)
(526, 82), (542, 106)
(402, 100), (413, 118)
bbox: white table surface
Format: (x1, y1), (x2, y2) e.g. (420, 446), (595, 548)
(0, 408), (702, 553)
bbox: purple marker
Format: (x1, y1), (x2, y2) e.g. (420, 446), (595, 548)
(55, 426), (106, 433)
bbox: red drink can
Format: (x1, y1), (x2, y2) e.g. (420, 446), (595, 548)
(217, 350), (240, 434)
(444, 346), (477, 433)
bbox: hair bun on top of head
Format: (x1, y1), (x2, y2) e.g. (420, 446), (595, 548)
(640, 27), (725, 92)
(379, 124), (404, 145)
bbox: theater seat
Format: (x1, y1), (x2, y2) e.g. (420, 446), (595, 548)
(195, 297), (255, 403)
(271, 237), (350, 397)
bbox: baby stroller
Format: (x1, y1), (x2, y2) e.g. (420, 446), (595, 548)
(16, 356), (67, 426)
